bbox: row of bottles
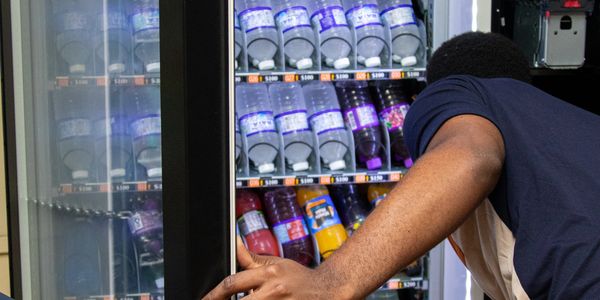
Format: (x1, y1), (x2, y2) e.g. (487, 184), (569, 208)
(54, 0), (160, 75)
(54, 85), (162, 183)
(236, 79), (414, 176)
(234, 0), (425, 71)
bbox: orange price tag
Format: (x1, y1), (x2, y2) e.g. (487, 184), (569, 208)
(96, 77), (107, 86)
(99, 184), (109, 193)
(140, 294), (151, 300)
(60, 184), (73, 194)
(390, 71), (402, 79)
(389, 172), (402, 181)
(283, 74), (296, 82)
(320, 176), (331, 184)
(355, 72), (367, 80)
(137, 183), (148, 192)
(320, 73), (332, 81)
(247, 75), (260, 83)
(57, 77), (69, 87)
(355, 174), (366, 183)
(248, 179), (260, 187)
(134, 76), (145, 85)
(283, 177), (295, 186)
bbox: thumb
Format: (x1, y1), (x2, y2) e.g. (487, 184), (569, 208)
(236, 236), (280, 270)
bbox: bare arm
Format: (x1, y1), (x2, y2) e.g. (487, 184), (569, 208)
(203, 114), (505, 300)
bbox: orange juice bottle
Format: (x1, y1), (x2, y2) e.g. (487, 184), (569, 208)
(296, 185), (347, 260)
(367, 182), (396, 207)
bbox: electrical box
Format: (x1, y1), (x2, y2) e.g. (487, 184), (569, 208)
(514, 0), (594, 69)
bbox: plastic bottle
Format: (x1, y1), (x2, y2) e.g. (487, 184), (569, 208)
(94, 0), (132, 74)
(303, 81), (349, 171)
(269, 82), (314, 172)
(329, 184), (370, 236)
(273, 0), (316, 70)
(367, 182), (395, 207)
(263, 188), (315, 266)
(366, 290), (400, 300)
(236, 0), (278, 71)
(378, 0), (421, 66)
(94, 86), (133, 181)
(55, 0), (93, 74)
(236, 83), (279, 174)
(307, 0), (352, 69)
(54, 86), (98, 181)
(342, 0), (386, 67)
(132, 0), (160, 73)
(234, 9), (243, 70)
(296, 185), (347, 260)
(235, 112), (243, 162)
(128, 196), (164, 289)
(127, 85), (162, 178)
(371, 80), (412, 167)
(336, 80), (383, 170)
(236, 190), (280, 257)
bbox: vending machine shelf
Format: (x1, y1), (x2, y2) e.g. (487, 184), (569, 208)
(54, 74), (161, 88)
(235, 68), (426, 84)
(63, 293), (164, 300)
(58, 181), (163, 194)
(236, 170), (405, 188)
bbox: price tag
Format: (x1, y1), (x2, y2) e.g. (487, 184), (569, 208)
(354, 174), (366, 183)
(332, 175), (350, 184)
(134, 76), (145, 85)
(263, 75), (279, 82)
(236, 180), (243, 188)
(248, 179), (260, 187)
(406, 71), (421, 78)
(235, 76), (242, 83)
(299, 74), (315, 81)
(370, 72), (386, 79)
(283, 74), (296, 82)
(334, 73), (350, 80)
(283, 177), (296, 186)
(354, 72), (367, 80)
(295, 176), (315, 185)
(96, 77), (107, 86)
(247, 75), (260, 83)
(389, 172), (402, 181)
(57, 77), (69, 87)
(366, 174), (384, 182)
(390, 71), (402, 79)
(114, 77), (129, 85)
(320, 73), (332, 81)
(73, 79), (89, 86)
(260, 178), (279, 186)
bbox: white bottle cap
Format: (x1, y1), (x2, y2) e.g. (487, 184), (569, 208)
(108, 63), (125, 73)
(333, 57), (350, 70)
(292, 161), (309, 172)
(110, 168), (126, 178)
(146, 62), (161, 73)
(258, 59), (275, 70)
(69, 64), (86, 74)
(147, 167), (162, 178)
(258, 163), (275, 174)
(401, 56), (417, 67)
(296, 58), (313, 70)
(357, 55), (366, 64)
(155, 277), (165, 289)
(329, 160), (346, 171)
(325, 57), (334, 67)
(72, 170), (89, 180)
(392, 54), (403, 63)
(288, 58), (298, 67)
(365, 56), (381, 68)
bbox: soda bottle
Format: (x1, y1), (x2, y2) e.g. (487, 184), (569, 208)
(132, 0), (160, 73)
(236, 0), (278, 71)
(307, 0), (352, 69)
(371, 80), (412, 167)
(367, 182), (395, 207)
(234, 9), (243, 70)
(303, 81), (349, 171)
(236, 190), (280, 256)
(55, 0), (94, 74)
(127, 85), (162, 178)
(94, 0), (132, 74)
(236, 83), (279, 174)
(336, 80), (383, 170)
(342, 0), (386, 67)
(329, 184), (370, 236)
(269, 82), (314, 172)
(273, 0), (316, 70)
(263, 188), (315, 266)
(378, 0), (421, 66)
(296, 185), (347, 259)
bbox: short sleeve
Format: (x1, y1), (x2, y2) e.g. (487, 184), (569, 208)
(404, 76), (497, 160)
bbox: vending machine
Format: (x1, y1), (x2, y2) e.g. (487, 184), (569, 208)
(1, 0), (477, 299)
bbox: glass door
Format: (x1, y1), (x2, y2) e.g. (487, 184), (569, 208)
(5, 0), (164, 298)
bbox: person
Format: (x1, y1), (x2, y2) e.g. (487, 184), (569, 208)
(203, 32), (600, 299)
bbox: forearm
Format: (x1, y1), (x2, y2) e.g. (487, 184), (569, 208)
(317, 142), (502, 299)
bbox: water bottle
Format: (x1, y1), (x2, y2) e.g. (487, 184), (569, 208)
(370, 80), (412, 167)
(128, 196), (164, 289)
(269, 82), (313, 172)
(94, 86), (133, 181)
(263, 188), (315, 266)
(54, 87), (99, 181)
(235, 112), (243, 162)
(236, 83), (279, 174)
(234, 9), (243, 70)
(329, 184), (371, 236)
(303, 81), (348, 171)
(378, 0), (421, 66)
(236, 0), (278, 71)
(336, 80), (383, 170)
(273, 0), (316, 70)
(342, 0), (386, 67)
(132, 0), (160, 73)
(127, 85), (162, 178)
(55, 0), (94, 74)
(307, 0), (352, 69)
(94, 0), (132, 74)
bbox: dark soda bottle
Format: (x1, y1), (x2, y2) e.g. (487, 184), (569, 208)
(263, 188), (315, 266)
(371, 80), (413, 168)
(336, 80), (384, 170)
(236, 189), (280, 257)
(329, 184), (371, 236)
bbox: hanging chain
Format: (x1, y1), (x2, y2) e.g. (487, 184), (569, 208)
(29, 198), (134, 219)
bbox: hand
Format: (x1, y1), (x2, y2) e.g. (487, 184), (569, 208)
(202, 237), (349, 300)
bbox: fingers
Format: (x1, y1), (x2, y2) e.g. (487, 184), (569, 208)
(202, 268), (267, 300)
(237, 236), (281, 269)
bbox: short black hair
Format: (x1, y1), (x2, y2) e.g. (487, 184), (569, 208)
(426, 31), (531, 84)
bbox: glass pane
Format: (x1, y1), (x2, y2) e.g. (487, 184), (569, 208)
(12, 0), (163, 299)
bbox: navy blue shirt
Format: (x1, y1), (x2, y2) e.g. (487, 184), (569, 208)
(404, 75), (600, 299)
